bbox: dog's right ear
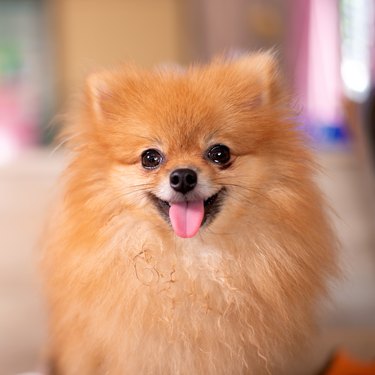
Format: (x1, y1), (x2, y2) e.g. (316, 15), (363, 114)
(85, 72), (113, 122)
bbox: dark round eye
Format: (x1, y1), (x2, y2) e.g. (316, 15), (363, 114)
(206, 144), (231, 165)
(141, 149), (163, 169)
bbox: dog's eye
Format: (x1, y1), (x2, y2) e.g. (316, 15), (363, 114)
(206, 144), (231, 165)
(141, 149), (164, 169)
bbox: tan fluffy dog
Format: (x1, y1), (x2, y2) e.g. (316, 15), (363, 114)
(42, 53), (337, 374)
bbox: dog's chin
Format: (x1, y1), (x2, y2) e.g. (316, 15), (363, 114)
(149, 188), (226, 231)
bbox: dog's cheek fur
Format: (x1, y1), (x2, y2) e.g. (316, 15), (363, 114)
(41, 54), (338, 375)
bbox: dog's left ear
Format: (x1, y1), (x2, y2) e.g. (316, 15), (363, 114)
(234, 51), (283, 105)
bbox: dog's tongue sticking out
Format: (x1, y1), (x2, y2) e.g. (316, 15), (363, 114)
(169, 201), (204, 238)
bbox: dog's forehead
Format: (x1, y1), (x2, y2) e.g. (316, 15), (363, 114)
(132, 88), (216, 150)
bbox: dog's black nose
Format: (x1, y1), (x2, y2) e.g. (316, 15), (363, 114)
(170, 168), (197, 194)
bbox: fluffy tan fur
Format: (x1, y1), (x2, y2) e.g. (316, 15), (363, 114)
(42, 53), (337, 374)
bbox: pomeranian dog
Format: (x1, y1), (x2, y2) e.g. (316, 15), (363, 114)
(42, 52), (337, 375)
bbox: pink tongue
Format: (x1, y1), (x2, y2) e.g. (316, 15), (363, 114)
(169, 201), (204, 238)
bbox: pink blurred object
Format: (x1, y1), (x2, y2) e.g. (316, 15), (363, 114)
(0, 0), (49, 164)
(288, 0), (345, 142)
(0, 83), (39, 164)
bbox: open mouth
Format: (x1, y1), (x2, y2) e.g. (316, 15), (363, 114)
(149, 188), (225, 238)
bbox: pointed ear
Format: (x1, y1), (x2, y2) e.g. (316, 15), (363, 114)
(85, 72), (114, 121)
(234, 51), (283, 105)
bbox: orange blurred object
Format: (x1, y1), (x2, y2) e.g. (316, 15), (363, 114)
(324, 351), (375, 375)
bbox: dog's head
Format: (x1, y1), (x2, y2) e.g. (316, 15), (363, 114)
(74, 53), (302, 238)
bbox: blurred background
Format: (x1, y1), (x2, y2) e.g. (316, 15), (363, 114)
(0, 0), (374, 374)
